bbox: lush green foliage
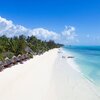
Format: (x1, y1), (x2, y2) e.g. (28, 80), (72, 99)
(0, 35), (62, 60)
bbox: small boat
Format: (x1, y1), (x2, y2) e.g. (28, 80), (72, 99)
(67, 56), (74, 58)
(58, 51), (61, 53)
(62, 56), (66, 58)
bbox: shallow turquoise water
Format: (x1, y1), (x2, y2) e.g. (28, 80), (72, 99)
(63, 46), (100, 87)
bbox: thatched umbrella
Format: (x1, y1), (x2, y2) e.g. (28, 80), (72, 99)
(23, 54), (28, 61)
(17, 54), (23, 64)
(25, 53), (30, 59)
(21, 54), (26, 61)
(11, 56), (18, 65)
(4, 57), (12, 68)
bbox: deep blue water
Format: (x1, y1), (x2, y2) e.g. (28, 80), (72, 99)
(63, 46), (100, 87)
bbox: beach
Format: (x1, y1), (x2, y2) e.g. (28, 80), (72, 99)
(0, 48), (100, 100)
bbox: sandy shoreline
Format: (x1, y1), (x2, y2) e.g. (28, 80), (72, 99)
(0, 48), (100, 100)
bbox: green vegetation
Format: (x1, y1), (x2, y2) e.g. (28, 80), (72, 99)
(0, 35), (63, 61)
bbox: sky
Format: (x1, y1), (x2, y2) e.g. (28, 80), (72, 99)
(0, 0), (100, 45)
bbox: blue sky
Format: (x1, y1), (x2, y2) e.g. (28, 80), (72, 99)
(0, 0), (100, 45)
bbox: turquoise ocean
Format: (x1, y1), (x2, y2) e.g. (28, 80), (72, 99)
(63, 46), (100, 87)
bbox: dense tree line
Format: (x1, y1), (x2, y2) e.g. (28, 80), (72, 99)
(0, 35), (63, 61)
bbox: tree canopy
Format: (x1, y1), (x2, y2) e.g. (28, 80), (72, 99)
(0, 35), (63, 60)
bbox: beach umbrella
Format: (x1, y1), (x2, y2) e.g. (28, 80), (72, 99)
(17, 54), (21, 59)
(21, 54), (26, 60)
(25, 53), (30, 59)
(17, 54), (23, 63)
(11, 56), (18, 64)
(12, 56), (17, 60)
(4, 57), (12, 68)
(23, 54), (28, 60)
(5, 57), (9, 60)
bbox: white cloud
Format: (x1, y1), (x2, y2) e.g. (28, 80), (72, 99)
(0, 16), (78, 44)
(61, 26), (78, 44)
(31, 28), (59, 41)
(0, 16), (13, 34)
(62, 26), (76, 39)
(0, 16), (29, 37)
(0, 16), (59, 41)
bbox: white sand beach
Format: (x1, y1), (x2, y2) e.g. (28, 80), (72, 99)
(0, 48), (100, 100)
